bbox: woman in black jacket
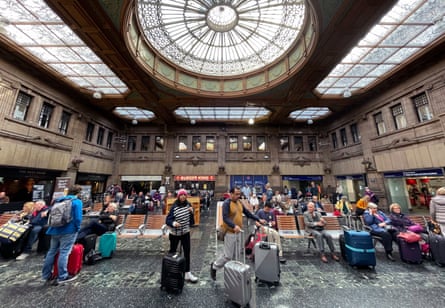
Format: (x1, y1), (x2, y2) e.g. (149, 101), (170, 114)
(166, 189), (198, 283)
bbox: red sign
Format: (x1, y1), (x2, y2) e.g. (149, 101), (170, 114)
(174, 175), (215, 181)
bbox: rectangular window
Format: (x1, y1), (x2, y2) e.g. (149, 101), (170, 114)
(178, 136), (188, 152)
(391, 103), (407, 130)
(331, 132), (338, 149)
(242, 136), (252, 151)
(141, 136), (150, 151)
(294, 136), (303, 151)
(97, 127), (105, 145)
(127, 136), (136, 151)
(350, 123), (360, 143)
(206, 136), (215, 151)
(85, 123), (94, 142)
(106, 132), (113, 149)
(340, 128), (348, 146)
(192, 136), (201, 151)
(229, 136), (238, 151)
(58, 111), (71, 135)
(257, 136), (266, 151)
(38, 102), (54, 128)
(374, 112), (386, 135)
(279, 136), (289, 151)
(155, 136), (164, 151)
(413, 93), (432, 122)
(13, 91), (32, 121)
(308, 135), (317, 151)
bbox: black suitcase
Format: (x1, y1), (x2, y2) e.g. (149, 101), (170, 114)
(429, 233), (445, 266)
(37, 226), (51, 253)
(77, 234), (98, 264)
(0, 225), (31, 259)
(398, 239), (422, 264)
(160, 252), (186, 294)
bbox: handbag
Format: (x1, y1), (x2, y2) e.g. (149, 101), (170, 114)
(0, 222), (30, 242)
(397, 231), (421, 243)
(407, 224), (423, 233)
(428, 221), (442, 235)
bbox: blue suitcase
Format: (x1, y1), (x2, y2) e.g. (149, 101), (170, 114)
(98, 232), (117, 258)
(343, 229), (376, 268)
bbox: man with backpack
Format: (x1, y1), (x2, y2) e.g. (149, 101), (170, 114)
(42, 185), (83, 285)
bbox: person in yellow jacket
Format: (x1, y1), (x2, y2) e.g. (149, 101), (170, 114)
(355, 195), (370, 216)
(335, 195), (352, 216)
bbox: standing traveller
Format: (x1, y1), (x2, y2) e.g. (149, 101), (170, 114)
(210, 187), (266, 280)
(166, 189), (198, 283)
(42, 185), (83, 285)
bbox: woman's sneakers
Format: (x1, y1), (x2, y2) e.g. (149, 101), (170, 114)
(185, 272), (198, 283)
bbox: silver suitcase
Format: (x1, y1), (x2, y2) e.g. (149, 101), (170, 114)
(254, 241), (280, 285)
(224, 231), (252, 307)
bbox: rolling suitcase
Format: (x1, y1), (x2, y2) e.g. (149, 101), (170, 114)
(0, 222), (31, 259)
(398, 239), (422, 264)
(429, 233), (445, 266)
(52, 243), (84, 277)
(254, 241), (280, 285)
(98, 232), (117, 258)
(224, 231), (252, 308)
(77, 234), (98, 264)
(343, 229), (376, 268)
(160, 251), (186, 294)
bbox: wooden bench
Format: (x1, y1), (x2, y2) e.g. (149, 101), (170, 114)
(0, 213), (15, 226)
(323, 216), (343, 240)
(139, 215), (168, 239)
(115, 214), (146, 238)
(408, 215), (430, 229)
(276, 215), (316, 254)
(323, 203), (334, 213)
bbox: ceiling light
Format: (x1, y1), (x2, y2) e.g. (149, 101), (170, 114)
(248, 118), (254, 125)
(307, 119), (313, 125)
(343, 88), (351, 98)
(190, 119), (196, 125)
(93, 91), (102, 99)
(131, 119), (138, 125)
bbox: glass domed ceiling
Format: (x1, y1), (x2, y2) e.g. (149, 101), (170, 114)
(136, 0), (306, 77)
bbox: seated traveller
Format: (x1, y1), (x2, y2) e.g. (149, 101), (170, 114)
(355, 195), (370, 216)
(256, 202), (286, 263)
(335, 195), (352, 216)
(77, 202), (118, 241)
(303, 202), (340, 263)
(16, 200), (49, 260)
(312, 196), (326, 215)
(12, 201), (35, 223)
(363, 202), (397, 261)
(389, 203), (426, 240)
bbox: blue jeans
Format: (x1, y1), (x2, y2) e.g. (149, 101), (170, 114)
(42, 232), (78, 281)
(24, 225), (43, 253)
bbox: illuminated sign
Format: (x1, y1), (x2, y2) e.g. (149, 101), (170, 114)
(174, 175), (215, 181)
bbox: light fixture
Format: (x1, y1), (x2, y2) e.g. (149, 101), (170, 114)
(190, 119), (196, 125)
(307, 119), (313, 125)
(343, 88), (351, 98)
(93, 91), (102, 99)
(248, 118), (254, 125)
(131, 119), (138, 125)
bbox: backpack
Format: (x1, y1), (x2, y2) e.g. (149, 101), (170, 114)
(48, 199), (73, 227)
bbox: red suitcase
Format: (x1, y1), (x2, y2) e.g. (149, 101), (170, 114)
(53, 243), (84, 277)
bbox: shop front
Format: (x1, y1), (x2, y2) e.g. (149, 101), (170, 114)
(76, 173), (108, 202)
(174, 175), (215, 197)
(282, 175), (323, 198)
(384, 168), (445, 213)
(0, 166), (62, 205)
(230, 175), (268, 196)
(335, 174), (366, 203)
(121, 175), (163, 196)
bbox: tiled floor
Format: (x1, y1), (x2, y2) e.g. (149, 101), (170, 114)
(0, 204), (444, 308)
